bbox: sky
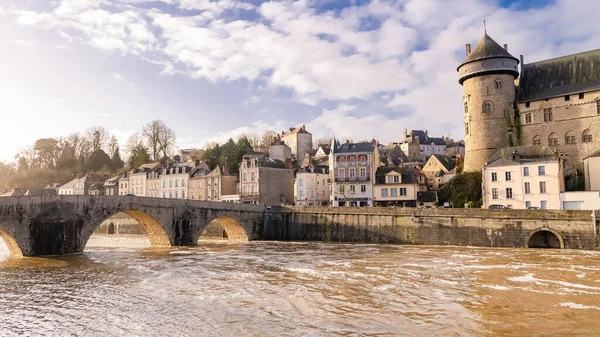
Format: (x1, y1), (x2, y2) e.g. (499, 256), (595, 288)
(0, 0), (599, 162)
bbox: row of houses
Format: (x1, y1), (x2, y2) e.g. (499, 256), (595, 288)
(481, 146), (600, 210)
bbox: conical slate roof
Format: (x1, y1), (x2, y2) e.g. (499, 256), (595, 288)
(458, 34), (518, 69)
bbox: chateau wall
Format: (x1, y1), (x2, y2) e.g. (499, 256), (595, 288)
(462, 73), (516, 171)
(517, 90), (600, 170)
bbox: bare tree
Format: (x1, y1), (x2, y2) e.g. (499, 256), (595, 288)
(158, 124), (176, 159)
(142, 120), (162, 161)
(108, 136), (119, 157)
(85, 126), (110, 152)
(124, 132), (144, 159)
(258, 130), (278, 152)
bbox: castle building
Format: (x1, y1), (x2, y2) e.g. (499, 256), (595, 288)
(458, 33), (600, 172)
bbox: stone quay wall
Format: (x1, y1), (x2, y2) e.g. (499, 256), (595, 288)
(263, 206), (600, 250)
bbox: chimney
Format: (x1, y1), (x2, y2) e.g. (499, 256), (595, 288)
(520, 54), (524, 74)
(403, 128), (408, 140)
(465, 43), (471, 56)
(289, 127), (295, 132)
(223, 166), (229, 176)
(195, 159), (200, 167)
(302, 124), (306, 131)
(503, 44), (508, 51)
(285, 158), (292, 170)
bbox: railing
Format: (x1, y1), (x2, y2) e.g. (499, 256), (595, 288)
(240, 192), (259, 197)
(335, 177), (370, 182)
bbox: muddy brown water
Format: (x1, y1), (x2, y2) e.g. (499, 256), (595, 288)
(1, 234), (599, 336)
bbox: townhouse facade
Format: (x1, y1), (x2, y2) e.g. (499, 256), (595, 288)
(239, 152), (294, 205)
(280, 125), (313, 165)
(295, 164), (329, 206)
(188, 167), (236, 201)
(372, 167), (427, 207)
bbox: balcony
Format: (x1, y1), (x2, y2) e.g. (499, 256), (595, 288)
(335, 177), (370, 183)
(240, 192), (259, 197)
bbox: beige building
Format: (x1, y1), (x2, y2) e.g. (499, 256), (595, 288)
(583, 151), (600, 191)
(458, 33), (600, 172)
(58, 178), (78, 195)
(188, 167), (236, 201)
(329, 139), (380, 207)
(146, 171), (161, 198)
(373, 167), (427, 207)
(482, 146), (565, 209)
(280, 125), (312, 165)
(421, 154), (459, 190)
(239, 152), (294, 205)
(294, 164), (330, 206)
(118, 171), (131, 195)
(130, 163), (161, 197)
(268, 136), (292, 163)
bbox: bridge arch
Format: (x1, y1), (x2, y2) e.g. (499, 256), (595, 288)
(82, 208), (172, 250)
(196, 216), (249, 243)
(527, 228), (564, 249)
(0, 225), (23, 257)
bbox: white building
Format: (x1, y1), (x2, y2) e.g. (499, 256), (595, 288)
(482, 146), (564, 209)
(583, 151), (600, 191)
(160, 165), (192, 199)
(58, 178), (78, 195)
(295, 164), (330, 206)
(129, 163), (160, 197)
(329, 139), (379, 207)
(400, 129), (447, 161)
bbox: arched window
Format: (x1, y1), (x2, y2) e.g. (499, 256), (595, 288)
(565, 131), (576, 145)
(583, 129), (594, 143)
(482, 101), (493, 113)
(532, 135), (542, 145)
(548, 133), (559, 146)
(495, 79), (502, 89)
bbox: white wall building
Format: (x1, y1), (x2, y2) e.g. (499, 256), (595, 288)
(482, 146), (564, 209)
(295, 165), (330, 206)
(583, 151), (600, 191)
(281, 125), (312, 165)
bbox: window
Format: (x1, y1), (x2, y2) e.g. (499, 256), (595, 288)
(579, 92), (585, 99)
(492, 188), (498, 199)
(360, 185), (366, 192)
(524, 182), (531, 194)
(548, 133), (559, 146)
(360, 168), (366, 178)
(543, 108), (553, 122)
(525, 201), (532, 208)
(495, 79), (502, 89)
(350, 185), (355, 193)
(381, 188), (389, 197)
(299, 179), (303, 186)
(597, 100), (600, 114)
(464, 102), (469, 114)
(539, 181), (547, 194)
(349, 156), (356, 165)
(505, 172), (511, 181)
(565, 133), (576, 144)
(391, 188), (398, 197)
(338, 168), (345, 179)
(538, 165), (546, 176)
(491, 172), (498, 182)
(532, 135), (542, 145)
(524, 113), (532, 124)
(393, 175), (399, 183)
(540, 200), (548, 209)
(400, 188), (407, 196)
(506, 188), (513, 199)
(339, 185), (345, 193)
(526, 102), (530, 108)
(523, 167), (530, 176)
(464, 122), (470, 136)
(565, 95), (570, 101)
(482, 102), (492, 113)
(583, 129), (594, 143)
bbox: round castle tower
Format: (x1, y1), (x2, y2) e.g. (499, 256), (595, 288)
(457, 34), (520, 172)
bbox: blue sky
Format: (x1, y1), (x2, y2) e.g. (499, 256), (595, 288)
(0, 0), (598, 162)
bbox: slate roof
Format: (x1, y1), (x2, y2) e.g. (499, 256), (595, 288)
(375, 167), (418, 185)
(334, 141), (376, 154)
(485, 145), (557, 167)
(407, 130), (446, 146)
(282, 125), (311, 137)
(458, 34), (519, 70)
(517, 48), (600, 102)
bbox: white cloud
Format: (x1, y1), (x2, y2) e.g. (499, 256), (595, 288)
(97, 112), (110, 117)
(113, 72), (124, 80)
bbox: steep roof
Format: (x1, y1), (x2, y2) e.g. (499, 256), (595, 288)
(485, 145), (557, 167)
(375, 167), (418, 185)
(426, 154), (456, 172)
(334, 141), (376, 154)
(517, 48), (600, 102)
(458, 33), (519, 69)
(407, 130), (446, 145)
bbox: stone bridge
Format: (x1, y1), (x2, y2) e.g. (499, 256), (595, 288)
(0, 196), (265, 257)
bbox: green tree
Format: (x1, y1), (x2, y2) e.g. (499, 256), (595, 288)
(438, 171), (483, 208)
(86, 149), (112, 172)
(128, 144), (150, 168)
(110, 147), (125, 170)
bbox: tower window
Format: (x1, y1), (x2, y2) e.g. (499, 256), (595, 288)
(464, 102), (469, 114)
(525, 102), (530, 108)
(482, 102), (493, 113)
(597, 100), (600, 114)
(495, 79), (502, 89)
(464, 122), (470, 136)
(548, 133), (559, 146)
(524, 113), (532, 124)
(543, 108), (553, 122)
(565, 95), (570, 101)
(532, 135), (542, 145)
(582, 129), (593, 143)
(565, 131), (576, 144)
(579, 92), (585, 99)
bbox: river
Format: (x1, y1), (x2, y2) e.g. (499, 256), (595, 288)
(1, 234), (600, 336)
